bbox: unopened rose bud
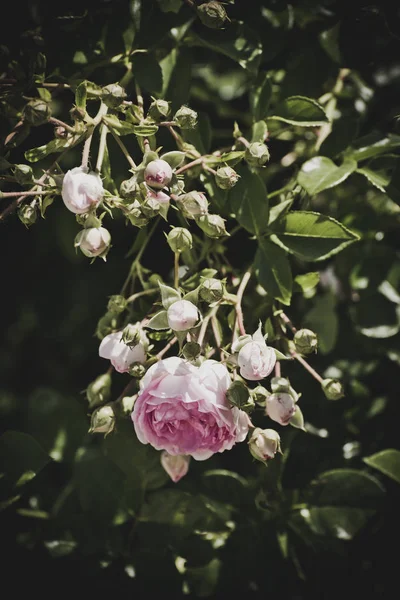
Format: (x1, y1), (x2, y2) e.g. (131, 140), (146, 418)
(199, 278), (224, 303)
(294, 329), (318, 355)
(196, 213), (228, 238)
(18, 203), (37, 227)
(62, 167), (103, 214)
(251, 385), (270, 406)
(23, 98), (51, 126)
(266, 392), (296, 426)
(13, 164), (34, 185)
(176, 191), (208, 219)
(101, 83), (127, 108)
(89, 404), (115, 434)
(237, 340), (276, 381)
(167, 299), (199, 331)
(248, 427), (282, 462)
(197, 1), (229, 29)
(226, 380), (254, 413)
(160, 451), (190, 483)
(174, 106), (198, 129)
(322, 378), (344, 400)
(144, 159), (173, 190)
(245, 142), (270, 167)
(182, 341), (201, 361)
(74, 227), (111, 260)
(128, 362), (146, 378)
(99, 330), (148, 373)
(167, 227), (193, 253)
(124, 200), (149, 227)
(86, 372), (112, 409)
(120, 176), (140, 200)
(148, 98), (171, 121)
(107, 295), (127, 314)
(215, 166), (239, 189)
(121, 323), (142, 347)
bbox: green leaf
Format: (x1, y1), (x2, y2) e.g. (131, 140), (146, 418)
(319, 115), (359, 158)
(356, 167), (390, 192)
(299, 506), (376, 539)
(350, 293), (400, 339)
(294, 272), (320, 293)
(363, 449), (400, 484)
(307, 469), (385, 508)
(102, 114), (136, 136)
(159, 282), (181, 309)
(146, 310), (170, 330)
(304, 292), (338, 354)
(268, 198), (294, 226)
(183, 111), (212, 155)
(75, 81), (87, 110)
(250, 120), (268, 144)
(229, 166), (269, 236)
(290, 406), (306, 431)
(131, 52), (163, 94)
(156, 0), (182, 12)
(254, 239), (292, 305)
(185, 22), (262, 75)
(201, 470), (249, 505)
(186, 558), (221, 598)
(0, 431), (49, 488)
(298, 157), (357, 196)
(270, 211), (359, 261)
(160, 151), (186, 169)
(217, 151), (245, 166)
(268, 96), (329, 127)
(250, 74), (272, 121)
(24, 135), (82, 163)
(133, 124), (159, 137)
(346, 133), (400, 162)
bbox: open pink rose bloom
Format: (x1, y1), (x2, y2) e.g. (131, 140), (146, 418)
(132, 357), (250, 460)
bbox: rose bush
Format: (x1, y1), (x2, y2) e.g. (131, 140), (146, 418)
(132, 357), (250, 460)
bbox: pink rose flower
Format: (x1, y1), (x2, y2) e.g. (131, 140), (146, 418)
(132, 357), (250, 460)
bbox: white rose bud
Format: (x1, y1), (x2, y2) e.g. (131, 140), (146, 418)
(62, 166), (104, 214)
(176, 191), (208, 219)
(266, 392), (296, 426)
(238, 341), (276, 381)
(99, 331), (148, 373)
(167, 299), (199, 331)
(74, 227), (111, 260)
(144, 159), (173, 190)
(248, 427), (282, 462)
(89, 405), (115, 434)
(160, 451), (190, 483)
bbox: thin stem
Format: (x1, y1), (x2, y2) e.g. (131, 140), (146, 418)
(274, 361), (281, 378)
(204, 165), (217, 176)
(197, 305), (220, 348)
(159, 121), (177, 127)
(0, 189), (54, 198)
(95, 123), (108, 174)
(211, 315), (224, 361)
(81, 130), (94, 168)
(49, 117), (76, 133)
(234, 269), (252, 338)
(175, 156), (205, 175)
(135, 82), (144, 117)
(167, 125), (182, 145)
(280, 312), (297, 334)
(237, 136), (250, 149)
(109, 129), (137, 169)
(126, 288), (158, 304)
(143, 138), (150, 153)
(291, 351), (324, 384)
(174, 252), (180, 289)
(120, 217), (160, 294)
(156, 336), (178, 360)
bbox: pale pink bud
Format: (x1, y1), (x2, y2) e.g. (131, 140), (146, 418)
(74, 227), (111, 260)
(62, 166), (103, 214)
(238, 341), (276, 381)
(99, 331), (148, 373)
(160, 451), (190, 483)
(147, 188), (170, 203)
(167, 299), (199, 331)
(248, 427), (281, 462)
(266, 392), (296, 426)
(144, 159), (173, 190)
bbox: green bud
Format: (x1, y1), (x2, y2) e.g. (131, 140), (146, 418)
(199, 278), (224, 303)
(215, 166), (239, 190)
(89, 405), (115, 434)
(121, 323), (142, 347)
(322, 378), (344, 400)
(101, 83), (127, 108)
(245, 142), (270, 167)
(123, 200), (149, 228)
(13, 164), (34, 185)
(248, 427), (282, 463)
(76, 212), (102, 229)
(182, 341), (201, 361)
(120, 175), (140, 201)
(140, 194), (162, 219)
(196, 213), (228, 238)
(148, 98), (171, 121)
(167, 227), (193, 253)
(119, 395), (137, 414)
(95, 311), (119, 340)
(294, 328), (318, 355)
(226, 380), (254, 413)
(197, 1), (229, 29)
(176, 191), (208, 219)
(18, 203), (37, 227)
(107, 295), (127, 314)
(128, 362), (146, 378)
(270, 376), (300, 402)
(174, 106), (198, 129)
(86, 373), (112, 409)
(251, 385), (270, 407)
(23, 98), (51, 126)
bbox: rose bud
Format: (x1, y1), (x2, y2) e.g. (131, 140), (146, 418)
(199, 278), (224, 303)
(18, 203), (37, 227)
(13, 164), (34, 185)
(294, 328), (318, 355)
(196, 213), (228, 238)
(89, 404), (115, 435)
(107, 295), (127, 314)
(74, 227), (111, 260)
(237, 337), (276, 382)
(215, 166), (239, 189)
(266, 392), (296, 426)
(322, 378), (344, 400)
(167, 299), (199, 331)
(23, 98), (51, 126)
(148, 98), (171, 121)
(173, 106), (198, 129)
(144, 159), (173, 190)
(176, 191), (208, 219)
(160, 451), (190, 483)
(248, 427), (282, 463)
(167, 227), (193, 253)
(197, 1), (229, 29)
(101, 83), (127, 108)
(86, 372), (112, 409)
(99, 330), (148, 373)
(121, 322), (146, 347)
(62, 166), (104, 214)
(245, 142), (270, 167)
